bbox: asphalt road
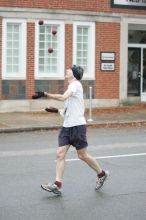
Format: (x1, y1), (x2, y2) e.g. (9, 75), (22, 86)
(0, 127), (146, 220)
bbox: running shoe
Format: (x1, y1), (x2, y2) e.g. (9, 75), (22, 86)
(41, 182), (62, 195)
(95, 170), (110, 190)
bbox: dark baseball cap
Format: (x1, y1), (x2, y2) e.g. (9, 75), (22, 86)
(71, 65), (84, 80)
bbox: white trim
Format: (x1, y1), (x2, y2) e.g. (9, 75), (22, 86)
(141, 48), (146, 102)
(35, 20), (65, 79)
(128, 44), (146, 48)
(120, 21), (128, 102)
(2, 18), (27, 79)
(73, 21), (95, 80)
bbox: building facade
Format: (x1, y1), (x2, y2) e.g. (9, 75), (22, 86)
(0, 0), (146, 112)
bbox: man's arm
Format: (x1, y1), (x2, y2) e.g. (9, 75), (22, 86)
(44, 88), (73, 101)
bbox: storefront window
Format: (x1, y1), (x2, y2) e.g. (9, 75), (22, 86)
(128, 30), (146, 44)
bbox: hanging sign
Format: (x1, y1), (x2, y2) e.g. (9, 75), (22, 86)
(111, 0), (146, 9)
(101, 52), (115, 61)
(101, 63), (115, 71)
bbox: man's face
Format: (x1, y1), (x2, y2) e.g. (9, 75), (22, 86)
(65, 68), (74, 79)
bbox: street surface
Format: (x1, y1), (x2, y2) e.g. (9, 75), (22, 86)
(0, 127), (146, 220)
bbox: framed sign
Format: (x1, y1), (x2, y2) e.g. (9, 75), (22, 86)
(111, 0), (146, 10)
(101, 52), (115, 61)
(101, 63), (115, 71)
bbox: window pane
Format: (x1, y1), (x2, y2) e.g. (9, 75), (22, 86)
(39, 65), (44, 72)
(77, 36), (82, 42)
(77, 27), (82, 35)
(39, 58), (44, 65)
(83, 58), (87, 65)
(52, 42), (57, 48)
(77, 43), (82, 50)
(13, 49), (19, 56)
(128, 30), (146, 44)
(83, 51), (87, 57)
(13, 25), (19, 32)
(52, 58), (57, 65)
(39, 50), (44, 57)
(13, 41), (19, 48)
(45, 58), (50, 65)
(83, 36), (88, 42)
(7, 41), (13, 48)
(13, 57), (19, 64)
(77, 51), (82, 57)
(77, 59), (82, 65)
(39, 26), (45, 34)
(7, 33), (12, 40)
(7, 49), (12, 56)
(83, 43), (88, 50)
(7, 57), (13, 64)
(51, 66), (57, 72)
(13, 33), (19, 41)
(13, 65), (19, 72)
(39, 42), (45, 49)
(39, 34), (45, 41)
(83, 28), (88, 35)
(7, 25), (12, 32)
(6, 65), (12, 73)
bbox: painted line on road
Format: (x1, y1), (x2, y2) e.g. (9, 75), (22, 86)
(65, 152), (146, 162)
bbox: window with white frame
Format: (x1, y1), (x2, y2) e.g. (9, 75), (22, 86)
(35, 21), (65, 79)
(2, 19), (26, 79)
(73, 22), (95, 79)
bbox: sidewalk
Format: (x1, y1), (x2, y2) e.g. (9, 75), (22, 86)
(0, 104), (146, 133)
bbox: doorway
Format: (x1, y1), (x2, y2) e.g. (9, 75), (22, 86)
(128, 48), (141, 96)
(128, 47), (146, 101)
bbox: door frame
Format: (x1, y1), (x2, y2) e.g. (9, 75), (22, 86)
(128, 44), (146, 102)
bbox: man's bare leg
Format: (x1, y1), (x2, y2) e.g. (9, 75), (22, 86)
(55, 145), (70, 182)
(77, 148), (102, 174)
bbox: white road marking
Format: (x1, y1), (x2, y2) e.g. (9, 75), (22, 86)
(65, 152), (146, 162)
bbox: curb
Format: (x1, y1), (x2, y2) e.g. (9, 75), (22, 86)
(0, 121), (146, 133)
(0, 125), (62, 133)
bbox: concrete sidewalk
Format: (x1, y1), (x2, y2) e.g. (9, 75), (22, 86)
(0, 104), (146, 133)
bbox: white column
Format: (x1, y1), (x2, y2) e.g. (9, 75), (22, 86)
(119, 19), (128, 102)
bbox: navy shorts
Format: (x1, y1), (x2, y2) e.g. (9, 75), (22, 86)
(58, 125), (88, 150)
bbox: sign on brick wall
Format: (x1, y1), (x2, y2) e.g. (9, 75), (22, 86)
(111, 0), (146, 9)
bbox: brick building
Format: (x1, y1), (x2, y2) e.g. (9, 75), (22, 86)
(0, 0), (146, 112)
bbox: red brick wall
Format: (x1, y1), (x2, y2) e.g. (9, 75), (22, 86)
(95, 22), (120, 99)
(26, 22), (35, 99)
(0, 17), (2, 100)
(0, 0), (145, 15)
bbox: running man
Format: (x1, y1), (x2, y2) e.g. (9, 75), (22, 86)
(40, 65), (109, 195)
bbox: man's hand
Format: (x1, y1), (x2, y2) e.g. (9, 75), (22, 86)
(32, 91), (45, 99)
(45, 106), (59, 113)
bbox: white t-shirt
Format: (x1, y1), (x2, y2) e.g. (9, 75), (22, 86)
(63, 80), (86, 127)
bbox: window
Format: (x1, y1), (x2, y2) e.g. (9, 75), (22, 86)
(129, 30), (146, 44)
(2, 19), (26, 79)
(73, 22), (95, 79)
(35, 20), (65, 79)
